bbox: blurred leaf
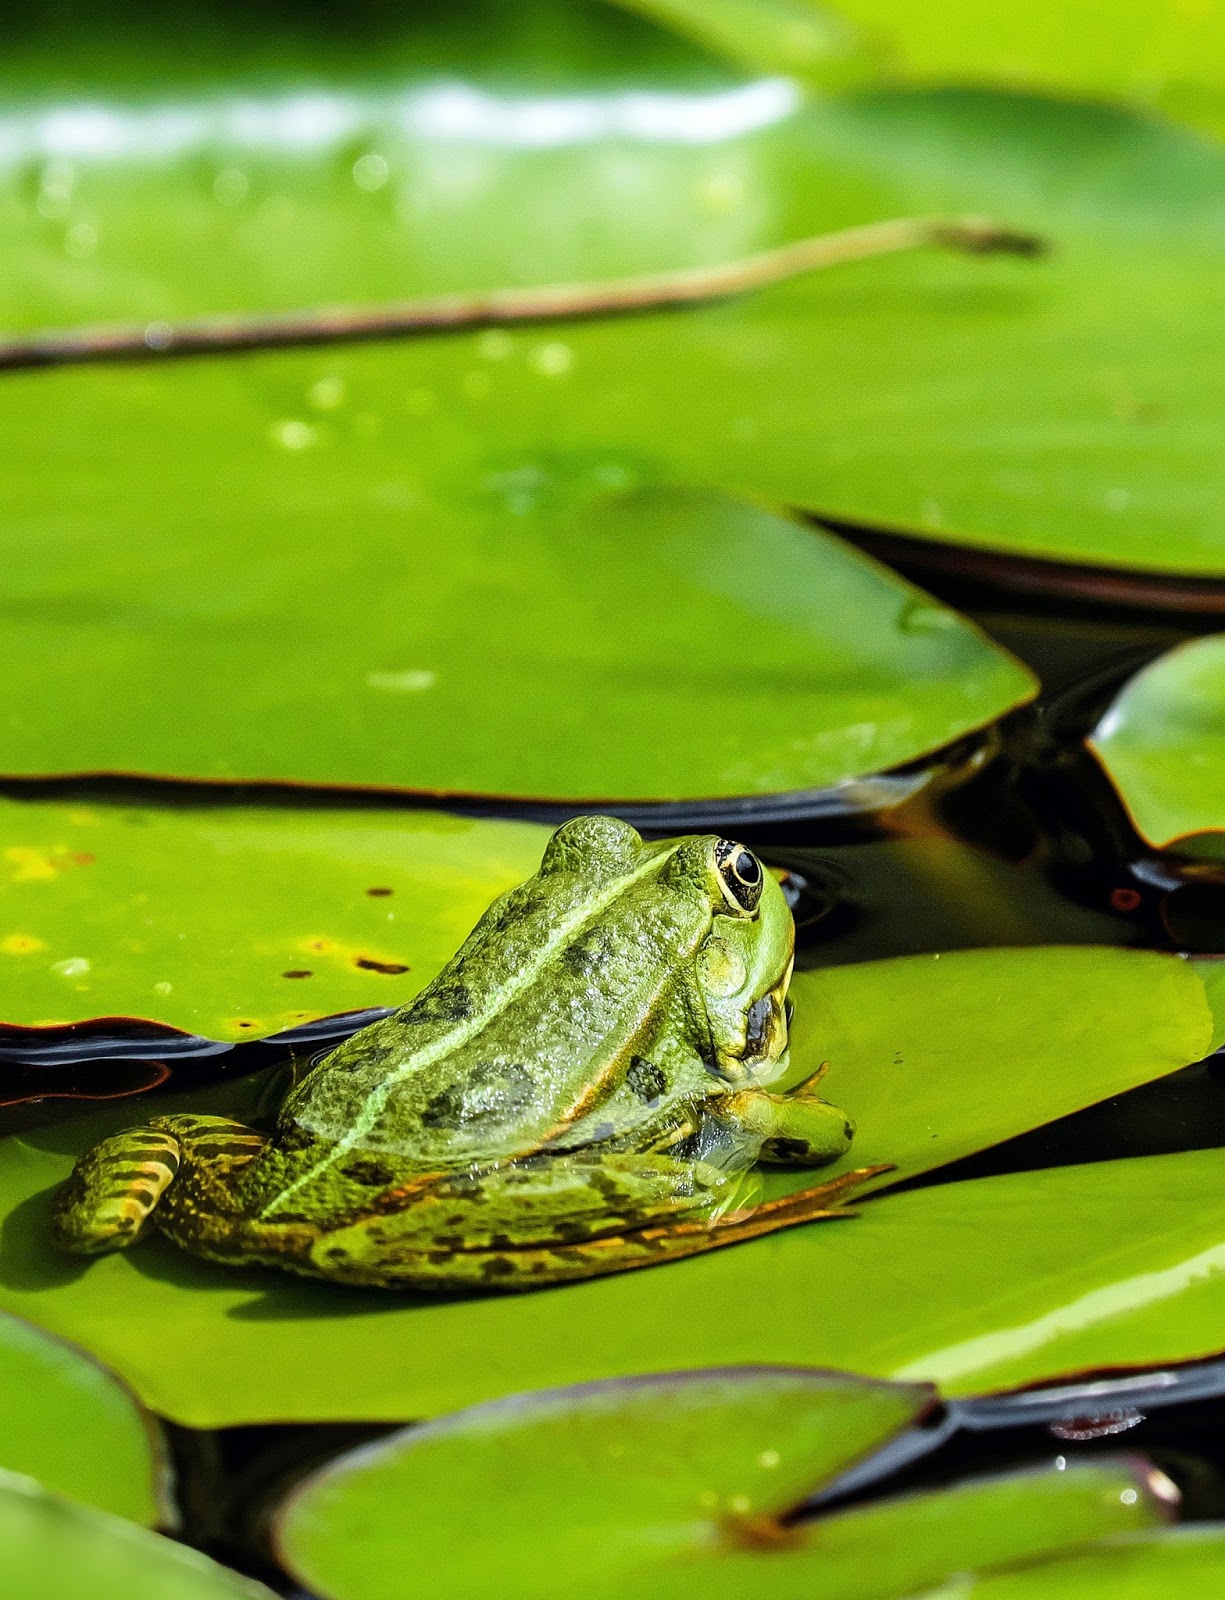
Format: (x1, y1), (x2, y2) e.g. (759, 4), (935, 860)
(0, 1469), (273, 1600)
(0, 945), (1211, 1426)
(934, 1525), (1225, 1598)
(605, 0), (877, 88)
(275, 1376), (1165, 1600)
(0, 480), (1033, 800)
(0, 1310), (163, 1524)
(0, 798), (547, 1039)
(808, 1), (1225, 144)
(1090, 637), (1225, 853)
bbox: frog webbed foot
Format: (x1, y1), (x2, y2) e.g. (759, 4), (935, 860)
(716, 1068), (856, 1167)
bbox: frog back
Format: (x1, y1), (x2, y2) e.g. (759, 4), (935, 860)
(278, 821), (713, 1169)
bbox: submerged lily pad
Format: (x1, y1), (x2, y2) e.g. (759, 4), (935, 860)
(1089, 636), (1225, 855)
(0, 1470), (273, 1600)
(275, 1372), (1165, 1600)
(940, 1526), (1225, 1598)
(0, 944), (1210, 1426)
(0, 798), (547, 1039)
(0, 1309), (163, 1524)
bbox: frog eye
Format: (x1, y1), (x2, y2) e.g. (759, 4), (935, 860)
(713, 839), (764, 914)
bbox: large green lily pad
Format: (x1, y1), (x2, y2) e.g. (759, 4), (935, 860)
(0, 797), (546, 1039)
(939, 1526), (1225, 1598)
(1089, 636), (1225, 855)
(0, 476), (1033, 800)
(275, 1372), (1165, 1600)
(0, 1469), (273, 1600)
(0, 1309), (163, 1524)
(6, 7), (1225, 581)
(0, 944), (1210, 1426)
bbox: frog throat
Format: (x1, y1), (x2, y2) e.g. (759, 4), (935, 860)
(258, 841), (682, 1220)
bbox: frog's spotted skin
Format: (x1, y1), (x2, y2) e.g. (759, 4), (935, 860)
(53, 817), (875, 1290)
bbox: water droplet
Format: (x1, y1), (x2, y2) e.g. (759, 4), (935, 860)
(352, 153), (390, 191)
(532, 341), (574, 377)
(213, 168), (250, 206)
(477, 329), (513, 361)
(1120, 1488), (1138, 1505)
(922, 498), (943, 527)
(64, 221), (98, 260)
(757, 1450), (780, 1469)
(1105, 486), (1131, 512)
(309, 376), (346, 411)
(272, 420), (316, 450)
(153, 981), (173, 995)
(366, 669), (436, 692)
(52, 957), (90, 979)
(143, 321), (174, 351)
(729, 1495), (752, 1514)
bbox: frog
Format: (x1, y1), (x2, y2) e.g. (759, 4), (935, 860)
(52, 816), (878, 1290)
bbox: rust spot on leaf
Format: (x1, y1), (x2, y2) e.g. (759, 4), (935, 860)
(354, 956), (410, 975)
(366, 886), (394, 897)
(1, 933), (45, 955)
(282, 969), (313, 979)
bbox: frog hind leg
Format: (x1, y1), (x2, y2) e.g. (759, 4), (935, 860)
(51, 1114), (267, 1258)
(306, 1154), (890, 1290)
(718, 1070), (862, 1167)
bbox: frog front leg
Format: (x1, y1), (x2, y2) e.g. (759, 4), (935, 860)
(717, 1066), (856, 1167)
(52, 1115), (268, 1257)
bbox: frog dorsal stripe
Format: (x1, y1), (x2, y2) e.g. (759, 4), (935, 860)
(258, 843), (683, 1220)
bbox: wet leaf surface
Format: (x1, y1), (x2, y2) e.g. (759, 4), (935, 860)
(275, 1374), (1165, 1600)
(0, 1309), (163, 1523)
(0, 798), (547, 1039)
(0, 1468), (273, 1600)
(0, 945), (1211, 1426)
(1090, 635), (1225, 854)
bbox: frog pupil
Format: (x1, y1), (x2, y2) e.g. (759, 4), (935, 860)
(734, 850), (761, 886)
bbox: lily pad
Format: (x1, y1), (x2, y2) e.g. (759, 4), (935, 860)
(0, 943), (1211, 1426)
(785, 945), (1211, 1191)
(275, 1373), (1166, 1600)
(606, 0), (876, 89)
(800, 1), (1225, 144)
(0, 462), (1034, 799)
(0, 797), (547, 1040)
(0, 1469), (273, 1600)
(938, 1526), (1225, 1598)
(5, 7), (1225, 579)
(0, 1309), (163, 1524)
(1089, 636), (1225, 855)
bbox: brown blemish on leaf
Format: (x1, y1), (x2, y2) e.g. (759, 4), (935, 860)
(1, 933), (46, 955)
(282, 969), (313, 979)
(366, 886), (394, 897)
(4, 845), (96, 882)
(720, 1512), (803, 1552)
(354, 956), (410, 975)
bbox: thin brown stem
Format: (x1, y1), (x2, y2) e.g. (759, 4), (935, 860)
(0, 214), (1043, 372)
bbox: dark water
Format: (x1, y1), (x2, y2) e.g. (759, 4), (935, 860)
(6, 543), (1225, 1584)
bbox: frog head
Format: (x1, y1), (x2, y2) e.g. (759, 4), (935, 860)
(664, 834), (795, 1086)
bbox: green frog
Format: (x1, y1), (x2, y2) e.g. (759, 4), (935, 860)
(52, 816), (875, 1289)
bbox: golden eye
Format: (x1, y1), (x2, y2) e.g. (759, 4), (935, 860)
(713, 839), (764, 913)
